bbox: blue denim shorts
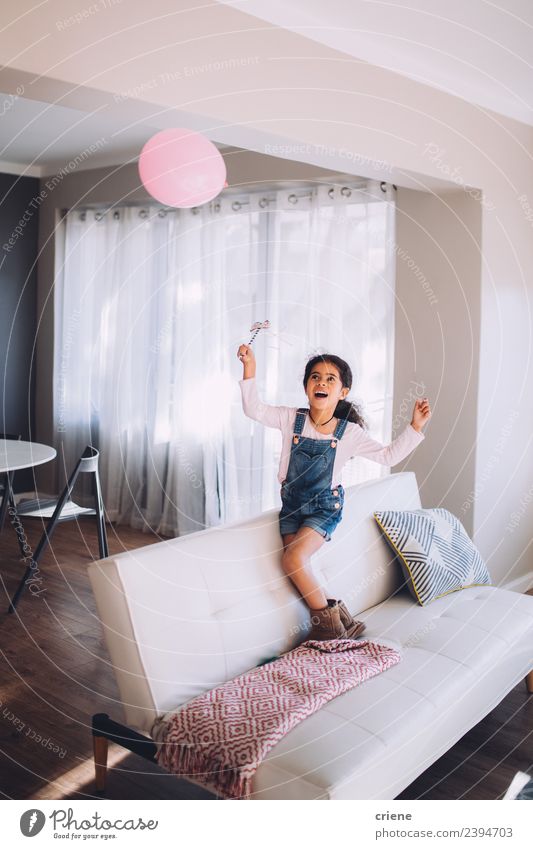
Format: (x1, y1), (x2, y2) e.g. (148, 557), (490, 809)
(278, 484), (345, 542)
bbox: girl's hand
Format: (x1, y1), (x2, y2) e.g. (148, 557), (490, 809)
(237, 344), (256, 378)
(411, 397), (431, 432)
(237, 343), (255, 364)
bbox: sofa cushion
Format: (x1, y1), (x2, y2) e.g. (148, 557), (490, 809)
(373, 507), (492, 605)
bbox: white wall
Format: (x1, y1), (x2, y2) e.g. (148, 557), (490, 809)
(394, 189), (482, 534)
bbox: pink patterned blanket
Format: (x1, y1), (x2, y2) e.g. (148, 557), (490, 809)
(155, 638), (402, 799)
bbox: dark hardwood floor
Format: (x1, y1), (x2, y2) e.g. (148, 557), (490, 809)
(0, 518), (531, 800)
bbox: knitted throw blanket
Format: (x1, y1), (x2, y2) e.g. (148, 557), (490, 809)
(155, 638), (402, 799)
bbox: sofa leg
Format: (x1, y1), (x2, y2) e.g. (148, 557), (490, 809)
(93, 734), (109, 792)
(91, 711), (157, 794)
(526, 670), (533, 694)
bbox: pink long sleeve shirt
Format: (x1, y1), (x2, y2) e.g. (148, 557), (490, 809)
(239, 377), (425, 489)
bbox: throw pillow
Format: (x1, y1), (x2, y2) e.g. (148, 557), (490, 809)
(373, 507), (492, 606)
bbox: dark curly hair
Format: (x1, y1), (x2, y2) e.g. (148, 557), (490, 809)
(302, 353), (368, 428)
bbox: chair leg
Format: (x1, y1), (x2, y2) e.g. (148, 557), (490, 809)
(93, 734), (109, 792)
(8, 472), (80, 613)
(526, 671), (533, 694)
(93, 470), (109, 559)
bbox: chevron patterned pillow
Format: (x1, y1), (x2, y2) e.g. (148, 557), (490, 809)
(373, 508), (492, 606)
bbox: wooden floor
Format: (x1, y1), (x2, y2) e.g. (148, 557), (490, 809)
(0, 519), (531, 800)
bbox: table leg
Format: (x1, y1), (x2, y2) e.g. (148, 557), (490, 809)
(5, 479), (40, 613)
(0, 471), (14, 533)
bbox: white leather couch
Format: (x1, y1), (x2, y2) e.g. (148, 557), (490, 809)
(88, 471), (533, 799)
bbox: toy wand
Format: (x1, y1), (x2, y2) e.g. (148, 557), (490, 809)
(247, 319), (270, 346)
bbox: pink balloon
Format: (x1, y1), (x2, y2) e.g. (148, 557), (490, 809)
(138, 128), (227, 208)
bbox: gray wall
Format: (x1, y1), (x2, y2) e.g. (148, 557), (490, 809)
(0, 172), (39, 491)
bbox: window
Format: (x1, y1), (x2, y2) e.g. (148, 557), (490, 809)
(53, 180), (396, 535)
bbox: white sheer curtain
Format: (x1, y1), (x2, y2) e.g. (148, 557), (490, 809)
(53, 180), (396, 536)
(262, 182), (397, 504)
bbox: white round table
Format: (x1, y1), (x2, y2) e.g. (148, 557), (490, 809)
(1, 439), (57, 613)
(0, 439), (56, 473)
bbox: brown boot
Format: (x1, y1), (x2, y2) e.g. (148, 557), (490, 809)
(328, 598), (366, 638)
(307, 600), (347, 641)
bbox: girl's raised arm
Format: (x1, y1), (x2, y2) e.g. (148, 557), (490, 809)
(347, 420), (425, 466)
(237, 343), (284, 430)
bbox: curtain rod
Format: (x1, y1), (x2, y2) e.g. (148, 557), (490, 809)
(60, 181), (397, 217)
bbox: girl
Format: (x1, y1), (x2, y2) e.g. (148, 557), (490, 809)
(237, 344), (431, 641)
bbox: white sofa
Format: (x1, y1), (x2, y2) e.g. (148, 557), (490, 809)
(88, 471), (533, 799)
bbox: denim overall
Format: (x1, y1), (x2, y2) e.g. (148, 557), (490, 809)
(279, 408), (348, 542)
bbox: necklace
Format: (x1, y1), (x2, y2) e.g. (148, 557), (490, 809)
(309, 411), (335, 428)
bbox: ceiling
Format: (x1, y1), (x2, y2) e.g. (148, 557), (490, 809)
(219, 0), (533, 125)
(0, 0), (530, 181)
(0, 90), (162, 178)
